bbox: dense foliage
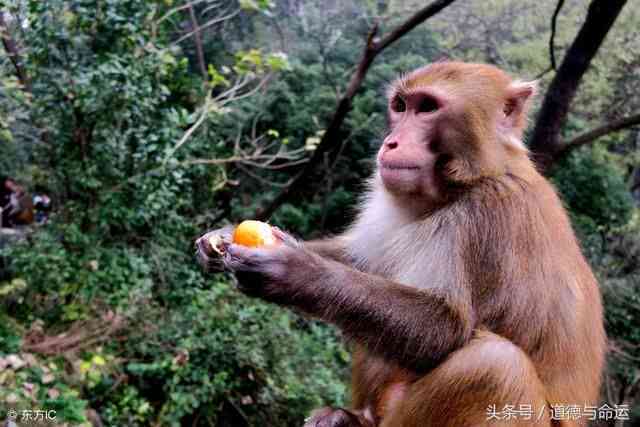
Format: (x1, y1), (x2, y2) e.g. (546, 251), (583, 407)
(1, 0), (639, 425)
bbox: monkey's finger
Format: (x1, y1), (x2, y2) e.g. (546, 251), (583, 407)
(215, 224), (235, 242)
(199, 227), (234, 252)
(195, 236), (226, 272)
(272, 226), (300, 248)
(302, 407), (332, 427)
(224, 244), (272, 272)
(302, 408), (361, 427)
(195, 247), (225, 273)
(195, 234), (213, 255)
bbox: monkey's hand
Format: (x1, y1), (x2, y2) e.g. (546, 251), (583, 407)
(195, 225), (235, 272)
(222, 228), (322, 304)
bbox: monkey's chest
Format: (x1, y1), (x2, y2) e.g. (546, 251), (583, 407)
(348, 217), (452, 290)
(356, 241), (452, 290)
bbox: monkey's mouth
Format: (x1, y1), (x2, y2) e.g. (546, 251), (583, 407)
(379, 161), (421, 171)
(383, 165), (421, 171)
(379, 162), (424, 188)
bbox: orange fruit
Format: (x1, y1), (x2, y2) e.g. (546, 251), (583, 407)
(232, 220), (276, 247)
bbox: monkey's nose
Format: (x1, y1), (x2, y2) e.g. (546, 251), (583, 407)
(385, 140), (399, 150)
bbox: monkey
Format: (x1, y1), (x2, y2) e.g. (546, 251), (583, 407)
(196, 61), (606, 427)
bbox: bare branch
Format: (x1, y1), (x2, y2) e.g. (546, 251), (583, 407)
(182, 154), (306, 169)
(214, 74), (252, 102)
(373, 0), (457, 52)
(217, 74), (273, 106)
(157, 0), (209, 25)
(0, 11), (30, 91)
(534, 65), (554, 80)
(255, 0), (458, 220)
(186, 2), (208, 81)
(115, 105), (304, 193)
(163, 91), (213, 165)
(549, 0), (565, 70)
(201, 2), (225, 16)
(235, 164), (292, 188)
(23, 311), (125, 356)
(172, 8), (240, 45)
(552, 112), (640, 161)
(161, 71), (272, 166)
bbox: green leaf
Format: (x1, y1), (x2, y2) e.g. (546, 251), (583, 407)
(266, 52), (290, 71)
(208, 65), (230, 88)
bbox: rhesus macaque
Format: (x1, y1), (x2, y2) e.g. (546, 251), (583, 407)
(197, 62), (605, 427)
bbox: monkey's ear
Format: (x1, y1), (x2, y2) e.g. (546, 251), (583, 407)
(503, 81), (537, 123)
(500, 80), (537, 145)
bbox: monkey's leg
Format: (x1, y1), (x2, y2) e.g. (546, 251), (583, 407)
(303, 407), (374, 427)
(381, 330), (551, 427)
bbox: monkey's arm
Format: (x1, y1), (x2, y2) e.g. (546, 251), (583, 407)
(197, 227), (353, 267)
(303, 235), (354, 265)
(224, 243), (474, 372)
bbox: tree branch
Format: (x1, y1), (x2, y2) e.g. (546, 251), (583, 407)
(552, 112), (640, 161)
(548, 0), (565, 70)
(374, 0), (457, 52)
(172, 8), (240, 45)
(255, 0), (457, 220)
(528, 0), (628, 172)
(186, 2), (208, 81)
(0, 11), (30, 91)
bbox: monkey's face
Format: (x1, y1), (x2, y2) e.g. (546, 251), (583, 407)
(378, 88), (448, 202)
(379, 62), (536, 201)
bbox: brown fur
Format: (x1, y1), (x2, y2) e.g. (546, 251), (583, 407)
(305, 63), (604, 426)
(341, 169), (604, 426)
(197, 62), (606, 427)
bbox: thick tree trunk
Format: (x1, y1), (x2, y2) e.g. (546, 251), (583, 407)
(528, 0), (628, 171)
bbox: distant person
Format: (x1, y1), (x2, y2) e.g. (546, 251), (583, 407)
(1, 175), (16, 227)
(0, 176), (33, 227)
(32, 185), (52, 224)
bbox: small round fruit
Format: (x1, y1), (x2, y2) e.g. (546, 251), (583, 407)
(233, 220), (276, 247)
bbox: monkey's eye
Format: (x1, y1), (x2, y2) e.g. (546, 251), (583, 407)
(418, 96), (439, 113)
(391, 97), (406, 113)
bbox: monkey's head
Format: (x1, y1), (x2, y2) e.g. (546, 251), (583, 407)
(378, 61), (536, 203)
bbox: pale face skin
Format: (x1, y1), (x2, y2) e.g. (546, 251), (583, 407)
(377, 88), (448, 204)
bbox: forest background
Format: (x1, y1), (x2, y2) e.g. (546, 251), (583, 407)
(0, 0), (639, 425)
